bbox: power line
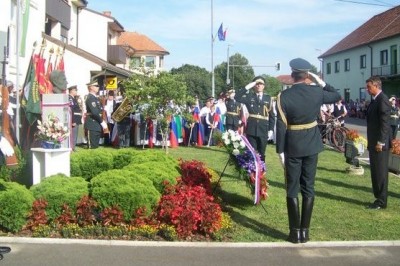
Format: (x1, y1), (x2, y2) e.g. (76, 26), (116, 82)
(334, 0), (394, 7)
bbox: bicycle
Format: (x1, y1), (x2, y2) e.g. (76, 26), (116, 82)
(319, 117), (349, 152)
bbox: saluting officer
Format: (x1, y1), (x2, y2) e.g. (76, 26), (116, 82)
(235, 76), (275, 161)
(225, 89), (242, 131)
(84, 80), (108, 149)
(275, 58), (341, 244)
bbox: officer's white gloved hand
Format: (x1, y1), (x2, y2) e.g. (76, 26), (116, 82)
(268, 130), (273, 140)
(6, 105), (14, 116)
(101, 121), (108, 129)
(279, 152), (285, 168)
(245, 81), (257, 90)
(308, 72), (326, 88)
(0, 137), (14, 157)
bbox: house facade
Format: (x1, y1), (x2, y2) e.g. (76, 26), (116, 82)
(0, 0), (168, 97)
(320, 5), (400, 103)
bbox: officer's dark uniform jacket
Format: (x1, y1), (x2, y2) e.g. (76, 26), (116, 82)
(276, 83), (341, 157)
(235, 89), (275, 136)
(225, 98), (241, 129)
(69, 95), (82, 125)
(84, 93), (103, 132)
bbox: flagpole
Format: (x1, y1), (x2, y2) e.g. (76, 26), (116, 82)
(211, 0), (215, 98)
(16, 0), (21, 144)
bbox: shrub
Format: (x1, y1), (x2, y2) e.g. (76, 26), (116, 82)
(123, 161), (179, 193)
(30, 174), (89, 221)
(25, 198), (49, 230)
(71, 149), (113, 181)
(0, 179), (34, 232)
(112, 149), (138, 169)
(156, 181), (222, 239)
(0, 146), (27, 182)
(90, 169), (160, 221)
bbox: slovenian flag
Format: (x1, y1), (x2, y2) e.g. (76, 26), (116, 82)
(218, 23), (226, 41)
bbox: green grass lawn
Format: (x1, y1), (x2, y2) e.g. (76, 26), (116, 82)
(168, 144), (400, 242)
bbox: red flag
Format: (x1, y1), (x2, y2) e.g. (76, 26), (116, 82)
(44, 61), (53, 94)
(57, 56), (64, 71)
(36, 55), (48, 94)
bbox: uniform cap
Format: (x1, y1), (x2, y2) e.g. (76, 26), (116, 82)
(290, 58), (312, 72)
(87, 80), (99, 87)
(252, 76), (265, 84)
(227, 89), (235, 94)
(68, 85), (77, 91)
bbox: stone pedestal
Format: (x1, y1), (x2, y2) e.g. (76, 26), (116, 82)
(31, 148), (71, 185)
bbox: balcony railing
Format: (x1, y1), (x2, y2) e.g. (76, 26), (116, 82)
(372, 64), (400, 77)
(107, 45), (127, 65)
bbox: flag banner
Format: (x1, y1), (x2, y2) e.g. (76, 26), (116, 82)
(218, 23), (226, 41)
(23, 54), (42, 125)
(20, 0), (30, 57)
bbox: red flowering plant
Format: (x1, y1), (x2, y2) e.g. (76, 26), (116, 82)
(221, 130), (269, 203)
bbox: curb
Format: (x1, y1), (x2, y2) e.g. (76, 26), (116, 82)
(1, 237), (400, 248)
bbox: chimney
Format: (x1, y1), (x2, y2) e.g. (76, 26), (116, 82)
(103, 11), (112, 17)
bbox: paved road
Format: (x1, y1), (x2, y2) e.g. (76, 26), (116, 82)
(1, 238), (400, 266)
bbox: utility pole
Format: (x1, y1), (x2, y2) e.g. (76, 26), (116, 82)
(226, 44), (233, 85)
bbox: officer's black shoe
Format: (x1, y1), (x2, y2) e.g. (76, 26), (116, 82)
(300, 228), (309, 243)
(0, 246), (11, 254)
(287, 229), (301, 244)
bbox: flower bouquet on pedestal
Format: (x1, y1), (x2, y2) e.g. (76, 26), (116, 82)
(35, 113), (69, 149)
(221, 130), (269, 204)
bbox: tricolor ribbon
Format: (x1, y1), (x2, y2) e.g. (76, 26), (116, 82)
(240, 135), (262, 204)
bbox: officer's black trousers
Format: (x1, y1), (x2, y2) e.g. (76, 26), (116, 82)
(285, 154), (318, 198)
(87, 130), (101, 149)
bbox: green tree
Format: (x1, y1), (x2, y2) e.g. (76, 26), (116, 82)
(121, 71), (190, 152)
(214, 53), (255, 93)
(170, 64), (211, 102)
(264, 75), (282, 97)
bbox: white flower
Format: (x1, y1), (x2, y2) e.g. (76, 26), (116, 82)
(232, 148), (240, 155)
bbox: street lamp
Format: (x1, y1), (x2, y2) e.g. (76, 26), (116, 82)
(226, 44), (233, 85)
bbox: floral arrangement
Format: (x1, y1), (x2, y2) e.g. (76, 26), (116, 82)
(221, 130), (269, 202)
(346, 129), (367, 148)
(391, 139), (400, 155)
(36, 113), (69, 144)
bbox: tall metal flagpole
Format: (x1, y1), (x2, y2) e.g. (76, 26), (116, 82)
(211, 0), (215, 98)
(16, 0), (21, 144)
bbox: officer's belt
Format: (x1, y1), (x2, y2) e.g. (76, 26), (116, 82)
(226, 112), (239, 116)
(390, 115), (399, 118)
(248, 114), (269, 120)
(287, 121), (317, 130)
(74, 112), (82, 115)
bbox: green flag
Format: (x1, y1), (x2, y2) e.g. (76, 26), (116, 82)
(22, 55), (41, 125)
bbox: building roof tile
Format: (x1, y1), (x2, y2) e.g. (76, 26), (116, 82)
(321, 5), (400, 58)
(117, 32), (169, 55)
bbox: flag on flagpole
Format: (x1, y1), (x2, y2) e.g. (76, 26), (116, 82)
(218, 23), (226, 41)
(22, 54), (41, 125)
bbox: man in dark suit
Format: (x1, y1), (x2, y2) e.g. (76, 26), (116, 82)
(365, 76), (391, 210)
(276, 58), (341, 244)
(235, 76), (275, 161)
(84, 80), (108, 149)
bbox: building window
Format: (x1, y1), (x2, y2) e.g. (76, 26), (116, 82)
(344, 59), (350, 71)
(360, 54), (366, 69)
(145, 56), (155, 67)
(380, 50), (388, 65)
(326, 63), (331, 74)
(130, 57), (141, 68)
(335, 61), (340, 73)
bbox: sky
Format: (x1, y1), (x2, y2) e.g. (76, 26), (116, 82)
(88, 0), (400, 76)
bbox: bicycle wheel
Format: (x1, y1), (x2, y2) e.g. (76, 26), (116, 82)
(332, 127), (347, 152)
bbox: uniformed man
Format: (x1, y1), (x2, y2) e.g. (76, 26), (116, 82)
(225, 89), (241, 131)
(68, 85), (82, 151)
(276, 58), (341, 244)
(84, 80), (107, 149)
(235, 76), (275, 161)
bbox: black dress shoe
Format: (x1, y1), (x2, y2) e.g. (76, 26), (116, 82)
(367, 203), (386, 210)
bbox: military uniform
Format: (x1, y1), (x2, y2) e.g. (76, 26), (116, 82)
(225, 98), (241, 131)
(68, 86), (82, 150)
(235, 81), (275, 160)
(276, 58), (341, 244)
(85, 92), (103, 149)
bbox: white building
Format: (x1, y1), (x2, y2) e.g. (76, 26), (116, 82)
(320, 5), (400, 103)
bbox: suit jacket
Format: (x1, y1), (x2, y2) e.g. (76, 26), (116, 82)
(84, 93), (103, 132)
(366, 92), (391, 150)
(235, 89), (275, 137)
(276, 83), (341, 157)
